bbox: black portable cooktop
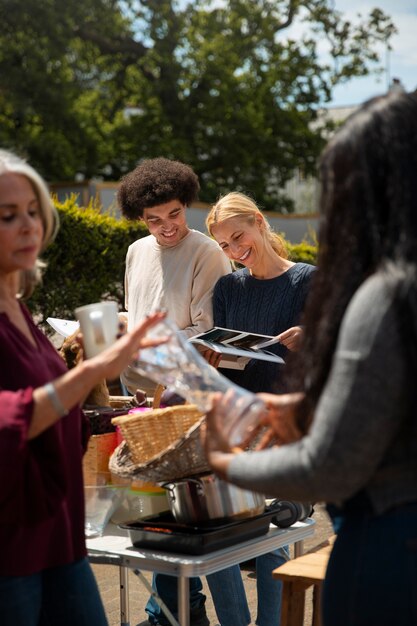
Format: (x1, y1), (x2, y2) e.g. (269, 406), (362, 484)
(120, 502), (298, 555)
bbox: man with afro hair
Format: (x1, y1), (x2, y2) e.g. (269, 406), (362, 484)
(118, 157), (231, 394)
(118, 157), (200, 222)
(117, 157), (231, 626)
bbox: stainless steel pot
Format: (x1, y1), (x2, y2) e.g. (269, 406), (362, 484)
(161, 473), (265, 524)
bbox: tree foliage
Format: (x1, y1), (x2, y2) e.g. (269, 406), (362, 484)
(28, 195), (147, 323)
(0, 0), (395, 210)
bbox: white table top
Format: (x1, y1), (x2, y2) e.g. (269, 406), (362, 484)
(87, 518), (315, 577)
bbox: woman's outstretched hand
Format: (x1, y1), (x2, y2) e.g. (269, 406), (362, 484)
(254, 392), (305, 448)
(203, 390), (306, 478)
(30, 311), (169, 440)
(92, 310), (169, 381)
(203, 392), (237, 480)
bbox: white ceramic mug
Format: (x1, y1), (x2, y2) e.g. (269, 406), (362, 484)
(75, 301), (119, 358)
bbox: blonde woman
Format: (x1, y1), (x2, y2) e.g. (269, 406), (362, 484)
(203, 192), (315, 626)
(206, 192), (315, 393)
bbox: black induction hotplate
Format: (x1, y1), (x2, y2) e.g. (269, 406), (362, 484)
(119, 502), (298, 555)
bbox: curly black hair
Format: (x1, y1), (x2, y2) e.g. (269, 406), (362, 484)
(117, 157), (200, 220)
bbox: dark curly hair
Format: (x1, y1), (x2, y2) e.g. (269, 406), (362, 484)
(117, 157), (200, 220)
(288, 90), (417, 433)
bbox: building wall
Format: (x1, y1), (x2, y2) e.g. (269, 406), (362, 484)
(50, 181), (319, 244)
(187, 203), (319, 244)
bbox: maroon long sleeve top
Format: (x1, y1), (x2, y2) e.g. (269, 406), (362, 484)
(0, 304), (89, 576)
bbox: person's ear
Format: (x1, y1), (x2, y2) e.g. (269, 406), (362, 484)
(255, 214), (264, 230)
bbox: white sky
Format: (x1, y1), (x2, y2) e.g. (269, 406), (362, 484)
(325, 0), (417, 106)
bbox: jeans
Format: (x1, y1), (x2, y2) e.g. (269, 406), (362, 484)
(206, 546), (289, 626)
(323, 501), (417, 626)
(145, 574), (206, 625)
(206, 567), (250, 626)
(0, 557), (108, 626)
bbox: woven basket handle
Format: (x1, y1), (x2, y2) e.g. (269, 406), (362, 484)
(152, 384), (166, 409)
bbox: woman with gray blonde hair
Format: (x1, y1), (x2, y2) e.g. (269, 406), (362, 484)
(0, 149), (167, 626)
(0, 149), (58, 299)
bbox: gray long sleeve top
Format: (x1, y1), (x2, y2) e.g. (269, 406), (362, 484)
(228, 272), (417, 515)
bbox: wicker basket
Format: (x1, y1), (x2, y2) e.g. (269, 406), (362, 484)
(83, 432), (118, 485)
(111, 404), (204, 465)
(109, 416), (210, 483)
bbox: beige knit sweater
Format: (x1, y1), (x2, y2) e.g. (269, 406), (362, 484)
(121, 229), (231, 393)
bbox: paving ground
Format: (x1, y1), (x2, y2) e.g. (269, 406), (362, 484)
(91, 504), (334, 626)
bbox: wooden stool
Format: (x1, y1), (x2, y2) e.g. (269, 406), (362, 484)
(272, 535), (336, 626)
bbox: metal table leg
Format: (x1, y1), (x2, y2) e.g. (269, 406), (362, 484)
(119, 565), (130, 626)
(132, 569), (180, 626)
(294, 539), (304, 558)
(177, 576), (190, 626)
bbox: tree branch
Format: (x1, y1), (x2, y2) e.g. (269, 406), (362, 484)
(276, 0), (298, 31)
(75, 26), (157, 82)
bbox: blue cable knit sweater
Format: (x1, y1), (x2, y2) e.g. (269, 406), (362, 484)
(213, 262), (315, 393)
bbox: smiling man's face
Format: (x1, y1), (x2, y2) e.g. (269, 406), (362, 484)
(142, 199), (189, 247)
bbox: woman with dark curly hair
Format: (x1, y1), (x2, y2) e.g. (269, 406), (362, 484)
(204, 91), (417, 626)
(117, 157), (231, 626)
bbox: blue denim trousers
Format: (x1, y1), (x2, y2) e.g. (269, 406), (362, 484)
(0, 557), (108, 626)
(206, 546), (289, 626)
(323, 502), (417, 626)
(145, 574), (206, 625)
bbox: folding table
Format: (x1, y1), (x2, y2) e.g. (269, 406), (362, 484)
(87, 518), (315, 626)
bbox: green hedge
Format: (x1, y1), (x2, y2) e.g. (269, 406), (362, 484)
(287, 240), (318, 265)
(28, 197), (318, 328)
(28, 196), (147, 326)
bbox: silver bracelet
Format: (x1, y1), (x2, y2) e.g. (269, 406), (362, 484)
(44, 382), (69, 418)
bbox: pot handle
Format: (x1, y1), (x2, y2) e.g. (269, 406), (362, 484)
(160, 482), (174, 494)
(160, 478), (202, 492)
